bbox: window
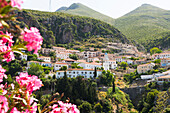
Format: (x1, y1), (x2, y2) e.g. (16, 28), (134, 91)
(58, 73), (60, 75)
(69, 72), (71, 74)
(77, 72), (79, 74)
(56, 65), (58, 67)
(73, 72), (75, 74)
(85, 72), (87, 74)
(90, 72), (92, 74)
(82, 72), (83, 74)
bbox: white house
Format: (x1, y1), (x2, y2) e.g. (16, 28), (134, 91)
(78, 62), (102, 69)
(86, 57), (100, 63)
(54, 62), (68, 71)
(115, 56), (123, 62)
(152, 52), (170, 59)
(137, 63), (155, 74)
(161, 58), (170, 67)
(52, 46), (66, 52)
(38, 56), (51, 62)
(157, 75), (170, 84)
(20, 54), (27, 61)
(66, 49), (80, 54)
(141, 75), (154, 80)
(124, 59), (134, 64)
(108, 60), (117, 69)
(56, 52), (69, 59)
(41, 62), (52, 67)
(56, 69), (102, 78)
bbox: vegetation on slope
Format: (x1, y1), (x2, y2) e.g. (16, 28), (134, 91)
(14, 9), (130, 49)
(56, 3), (115, 25)
(114, 4), (170, 51)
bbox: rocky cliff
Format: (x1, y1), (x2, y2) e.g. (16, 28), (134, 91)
(14, 9), (131, 49)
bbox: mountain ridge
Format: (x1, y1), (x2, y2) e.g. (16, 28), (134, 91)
(56, 3), (115, 25)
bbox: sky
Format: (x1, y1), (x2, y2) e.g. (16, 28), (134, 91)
(22, 0), (170, 18)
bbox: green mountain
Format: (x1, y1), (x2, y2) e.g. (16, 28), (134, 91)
(114, 4), (170, 51)
(56, 3), (115, 25)
(56, 3), (170, 51)
(14, 9), (131, 50)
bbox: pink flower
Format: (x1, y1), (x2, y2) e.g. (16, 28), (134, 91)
(0, 65), (7, 82)
(0, 95), (9, 113)
(50, 101), (80, 113)
(0, 31), (15, 62)
(11, 107), (21, 113)
(10, 0), (23, 10)
(16, 72), (42, 94)
(0, 84), (7, 95)
(11, 83), (14, 89)
(4, 31), (14, 47)
(0, 22), (2, 27)
(0, 0), (8, 8)
(22, 27), (43, 54)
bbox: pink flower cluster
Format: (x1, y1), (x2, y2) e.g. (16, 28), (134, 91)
(0, 95), (9, 113)
(0, 0), (8, 8)
(10, 0), (23, 10)
(22, 27), (43, 54)
(0, 65), (7, 82)
(16, 72), (43, 94)
(0, 31), (15, 62)
(50, 101), (80, 113)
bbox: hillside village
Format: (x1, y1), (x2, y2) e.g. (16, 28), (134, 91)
(20, 45), (170, 86)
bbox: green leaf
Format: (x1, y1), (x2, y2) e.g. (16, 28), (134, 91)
(0, 20), (9, 28)
(12, 96), (27, 105)
(0, 5), (12, 14)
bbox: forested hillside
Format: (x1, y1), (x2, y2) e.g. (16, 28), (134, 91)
(56, 3), (170, 51)
(114, 4), (170, 51)
(14, 9), (130, 49)
(56, 3), (115, 25)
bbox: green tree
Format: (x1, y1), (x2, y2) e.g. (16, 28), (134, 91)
(79, 101), (92, 113)
(150, 47), (162, 55)
(94, 103), (103, 113)
(94, 67), (97, 78)
(28, 63), (44, 77)
(154, 59), (161, 64)
(69, 54), (78, 60)
(60, 66), (67, 70)
(120, 62), (128, 70)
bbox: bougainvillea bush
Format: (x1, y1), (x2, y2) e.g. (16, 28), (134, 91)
(0, 0), (79, 112)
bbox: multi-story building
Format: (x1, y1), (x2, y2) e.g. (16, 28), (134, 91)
(86, 57), (100, 63)
(52, 46), (66, 52)
(38, 56), (51, 62)
(56, 52), (69, 59)
(56, 69), (102, 78)
(137, 63), (155, 74)
(152, 52), (170, 59)
(41, 62), (52, 67)
(108, 60), (117, 69)
(54, 62), (68, 71)
(78, 62), (102, 69)
(115, 56), (123, 62)
(160, 58), (170, 67)
(41, 48), (55, 55)
(66, 49), (80, 54)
